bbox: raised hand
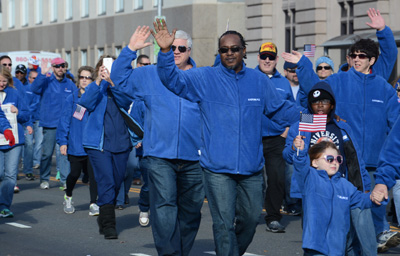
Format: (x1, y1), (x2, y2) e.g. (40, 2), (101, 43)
(293, 135), (305, 151)
(366, 8), (385, 31)
(281, 50), (302, 64)
(41, 59), (50, 75)
(128, 26), (153, 51)
(150, 19), (176, 53)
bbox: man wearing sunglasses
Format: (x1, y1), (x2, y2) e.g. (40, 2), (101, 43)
(315, 56), (334, 80)
(31, 57), (75, 191)
(282, 26), (400, 255)
(111, 28), (203, 256)
(136, 54), (151, 67)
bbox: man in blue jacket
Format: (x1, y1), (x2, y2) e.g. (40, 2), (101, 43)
(110, 27), (204, 256)
(151, 20), (299, 255)
(31, 57), (75, 190)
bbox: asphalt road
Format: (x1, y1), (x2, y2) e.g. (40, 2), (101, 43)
(2, 168), (400, 256)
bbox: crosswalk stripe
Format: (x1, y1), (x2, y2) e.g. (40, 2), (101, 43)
(6, 222), (32, 228)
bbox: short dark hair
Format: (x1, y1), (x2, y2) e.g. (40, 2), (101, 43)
(349, 39), (379, 62)
(76, 66), (94, 88)
(0, 55), (11, 63)
(137, 55), (150, 64)
(308, 141), (339, 165)
(218, 31), (247, 59)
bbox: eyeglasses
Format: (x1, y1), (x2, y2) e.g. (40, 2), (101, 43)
(2, 63), (12, 67)
(316, 66), (332, 71)
(259, 54), (276, 61)
(311, 99), (331, 105)
(219, 46), (243, 54)
(139, 63), (151, 66)
(16, 71), (25, 74)
(318, 155), (343, 164)
(53, 64), (66, 68)
(349, 53), (369, 60)
(79, 75), (93, 80)
(285, 69), (296, 73)
(171, 45), (189, 53)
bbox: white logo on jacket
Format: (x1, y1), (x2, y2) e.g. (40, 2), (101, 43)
(248, 98), (260, 101)
(337, 195), (349, 200)
(371, 99), (384, 103)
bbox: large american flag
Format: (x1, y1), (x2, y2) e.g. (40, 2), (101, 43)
(299, 113), (327, 132)
(304, 44), (316, 57)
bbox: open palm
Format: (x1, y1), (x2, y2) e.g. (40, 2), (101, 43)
(151, 19), (176, 52)
(128, 26), (152, 51)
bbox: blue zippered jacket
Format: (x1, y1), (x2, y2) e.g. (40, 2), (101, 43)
(0, 107), (11, 133)
(338, 26), (397, 81)
(156, 50), (300, 175)
(110, 46), (201, 161)
(79, 80), (132, 151)
(374, 115), (400, 189)
(56, 90), (87, 156)
(284, 82), (371, 197)
(293, 150), (377, 256)
(31, 73), (76, 128)
(0, 86), (29, 149)
(296, 55), (400, 168)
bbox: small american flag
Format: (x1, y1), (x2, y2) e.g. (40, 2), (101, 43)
(299, 113), (327, 132)
(73, 104), (86, 120)
(304, 44), (316, 58)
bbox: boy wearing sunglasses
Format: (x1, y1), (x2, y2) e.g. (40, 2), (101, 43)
(284, 81), (377, 255)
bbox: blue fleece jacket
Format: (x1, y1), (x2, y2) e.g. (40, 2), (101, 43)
(296, 55), (400, 168)
(156, 50), (300, 175)
(293, 150), (376, 256)
(0, 108), (11, 133)
(338, 26), (397, 81)
(0, 86), (29, 149)
(374, 115), (400, 189)
(110, 46), (201, 161)
(56, 90), (87, 156)
(31, 73), (76, 128)
(79, 80), (133, 151)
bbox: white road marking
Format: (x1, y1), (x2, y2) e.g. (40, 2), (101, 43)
(204, 252), (263, 256)
(130, 254), (152, 256)
(6, 222), (32, 228)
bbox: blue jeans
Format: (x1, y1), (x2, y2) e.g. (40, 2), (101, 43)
(23, 126), (34, 175)
(393, 180), (400, 225)
(0, 145), (23, 211)
(203, 168), (263, 256)
(346, 208), (377, 256)
(116, 149), (138, 205)
(138, 156), (149, 212)
(285, 163), (302, 212)
(33, 121), (43, 167)
(146, 156), (204, 256)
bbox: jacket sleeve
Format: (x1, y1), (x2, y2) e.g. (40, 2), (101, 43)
(374, 26), (398, 81)
(0, 108), (11, 133)
(79, 81), (103, 112)
(56, 95), (73, 146)
(295, 55), (320, 96)
(283, 123), (299, 164)
(374, 115), (400, 190)
(292, 148), (311, 193)
(349, 189), (373, 210)
(16, 90), (30, 124)
(30, 73), (48, 95)
(386, 86), (400, 130)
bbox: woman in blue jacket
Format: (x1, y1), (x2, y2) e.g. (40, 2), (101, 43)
(79, 56), (132, 239)
(56, 66), (99, 216)
(0, 67), (29, 218)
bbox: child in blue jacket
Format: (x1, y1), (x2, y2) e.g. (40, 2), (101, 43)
(293, 139), (383, 256)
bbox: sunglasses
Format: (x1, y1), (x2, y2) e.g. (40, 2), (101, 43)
(2, 63), (12, 67)
(349, 53), (369, 60)
(171, 45), (189, 53)
(311, 99), (331, 105)
(139, 63), (151, 66)
(318, 155), (343, 164)
(53, 64), (66, 68)
(259, 54), (276, 61)
(316, 66), (332, 71)
(285, 69), (296, 73)
(16, 71), (26, 74)
(219, 46), (243, 54)
(79, 75), (93, 80)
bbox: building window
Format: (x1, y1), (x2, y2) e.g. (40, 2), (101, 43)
(21, 0), (29, 27)
(98, 0), (106, 15)
(97, 48), (104, 59)
(340, 1), (354, 35)
(65, 0), (73, 20)
(65, 51), (71, 67)
(284, 9), (296, 53)
(8, 0), (15, 28)
(134, 0), (143, 10)
(35, 0), (43, 24)
(116, 0), (124, 13)
(50, 0), (58, 22)
(81, 0), (89, 18)
(81, 50), (87, 66)
(115, 46), (122, 57)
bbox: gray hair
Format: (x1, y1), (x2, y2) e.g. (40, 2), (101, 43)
(175, 30), (192, 49)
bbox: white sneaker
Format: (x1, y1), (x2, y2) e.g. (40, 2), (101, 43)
(63, 195), (75, 214)
(89, 203), (99, 216)
(139, 211), (149, 227)
(40, 181), (49, 189)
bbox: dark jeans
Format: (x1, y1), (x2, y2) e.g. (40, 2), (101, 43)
(263, 135), (286, 224)
(146, 156), (204, 256)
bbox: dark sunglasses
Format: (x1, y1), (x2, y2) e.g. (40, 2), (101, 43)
(171, 45), (189, 53)
(79, 75), (93, 80)
(285, 69), (296, 73)
(53, 64), (66, 68)
(349, 53), (369, 60)
(219, 46), (243, 54)
(316, 66), (332, 71)
(139, 63), (151, 66)
(259, 54), (276, 61)
(2, 63), (12, 67)
(16, 71), (26, 74)
(319, 155), (343, 164)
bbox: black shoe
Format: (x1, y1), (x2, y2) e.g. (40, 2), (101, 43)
(124, 194), (129, 205)
(115, 205), (124, 210)
(266, 221), (285, 233)
(25, 173), (35, 181)
(100, 204), (118, 239)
